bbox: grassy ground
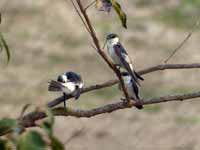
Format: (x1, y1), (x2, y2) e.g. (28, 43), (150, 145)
(1, 0), (200, 149)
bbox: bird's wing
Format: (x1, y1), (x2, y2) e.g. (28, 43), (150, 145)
(48, 80), (64, 92)
(134, 71), (144, 81)
(114, 43), (139, 83)
(131, 79), (140, 100)
(131, 79), (143, 109)
(65, 72), (83, 84)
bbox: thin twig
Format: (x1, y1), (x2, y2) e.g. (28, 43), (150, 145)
(164, 20), (199, 63)
(68, 0), (92, 35)
(84, 0), (96, 11)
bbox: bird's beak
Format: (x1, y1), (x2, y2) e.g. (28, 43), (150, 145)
(102, 39), (107, 49)
(74, 88), (81, 100)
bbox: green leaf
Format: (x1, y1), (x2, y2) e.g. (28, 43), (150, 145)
(17, 131), (47, 150)
(0, 138), (12, 150)
(41, 108), (54, 137)
(0, 119), (17, 135)
(50, 136), (64, 150)
(0, 33), (11, 63)
(40, 109), (64, 150)
(110, 0), (127, 28)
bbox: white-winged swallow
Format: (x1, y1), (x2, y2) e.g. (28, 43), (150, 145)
(48, 71), (84, 107)
(120, 72), (143, 109)
(106, 33), (144, 86)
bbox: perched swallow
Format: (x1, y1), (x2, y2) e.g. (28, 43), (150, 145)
(120, 72), (143, 109)
(48, 71), (84, 107)
(106, 33), (144, 86)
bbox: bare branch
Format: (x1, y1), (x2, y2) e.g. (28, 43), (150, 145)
(84, 0), (96, 11)
(0, 63), (199, 137)
(20, 90), (200, 129)
(53, 91), (200, 117)
(139, 63), (200, 75)
(164, 20), (199, 63)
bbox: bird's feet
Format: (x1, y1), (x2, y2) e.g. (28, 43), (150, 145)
(135, 100), (143, 110)
(120, 98), (143, 109)
(63, 93), (67, 108)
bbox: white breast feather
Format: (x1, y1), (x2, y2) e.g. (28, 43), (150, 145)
(61, 82), (76, 94)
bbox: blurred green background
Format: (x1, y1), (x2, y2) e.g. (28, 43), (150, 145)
(0, 0), (200, 149)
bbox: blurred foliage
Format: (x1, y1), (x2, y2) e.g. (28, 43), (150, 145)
(0, 108), (64, 150)
(110, 0), (127, 28)
(17, 131), (47, 150)
(159, 0), (200, 29)
(96, 0), (127, 28)
(0, 119), (17, 136)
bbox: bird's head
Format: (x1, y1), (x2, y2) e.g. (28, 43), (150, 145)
(106, 33), (119, 46)
(57, 74), (68, 83)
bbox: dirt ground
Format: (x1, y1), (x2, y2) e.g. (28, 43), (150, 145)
(0, 0), (200, 149)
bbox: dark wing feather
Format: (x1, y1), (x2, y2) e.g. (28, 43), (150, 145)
(65, 72), (82, 84)
(114, 43), (139, 84)
(131, 79), (139, 100)
(135, 71), (144, 81)
(131, 79), (143, 109)
(48, 80), (63, 92)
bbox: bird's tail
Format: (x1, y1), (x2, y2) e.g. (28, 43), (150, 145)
(133, 96), (143, 109)
(131, 80), (143, 109)
(48, 80), (62, 92)
(129, 71), (141, 86)
(135, 71), (144, 81)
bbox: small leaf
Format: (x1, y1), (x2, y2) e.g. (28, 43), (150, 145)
(0, 33), (11, 63)
(0, 119), (17, 135)
(17, 131), (47, 150)
(0, 138), (13, 150)
(41, 108), (54, 137)
(96, 0), (112, 12)
(50, 136), (64, 150)
(110, 0), (127, 28)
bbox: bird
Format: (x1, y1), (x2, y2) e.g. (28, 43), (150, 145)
(48, 71), (84, 107)
(120, 72), (143, 109)
(105, 33), (144, 86)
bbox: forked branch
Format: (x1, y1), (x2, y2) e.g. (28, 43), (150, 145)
(74, 0), (130, 102)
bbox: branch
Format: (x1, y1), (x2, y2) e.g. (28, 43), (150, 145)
(74, 0), (130, 102)
(0, 63), (199, 136)
(20, 91), (200, 128)
(47, 63), (200, 108)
